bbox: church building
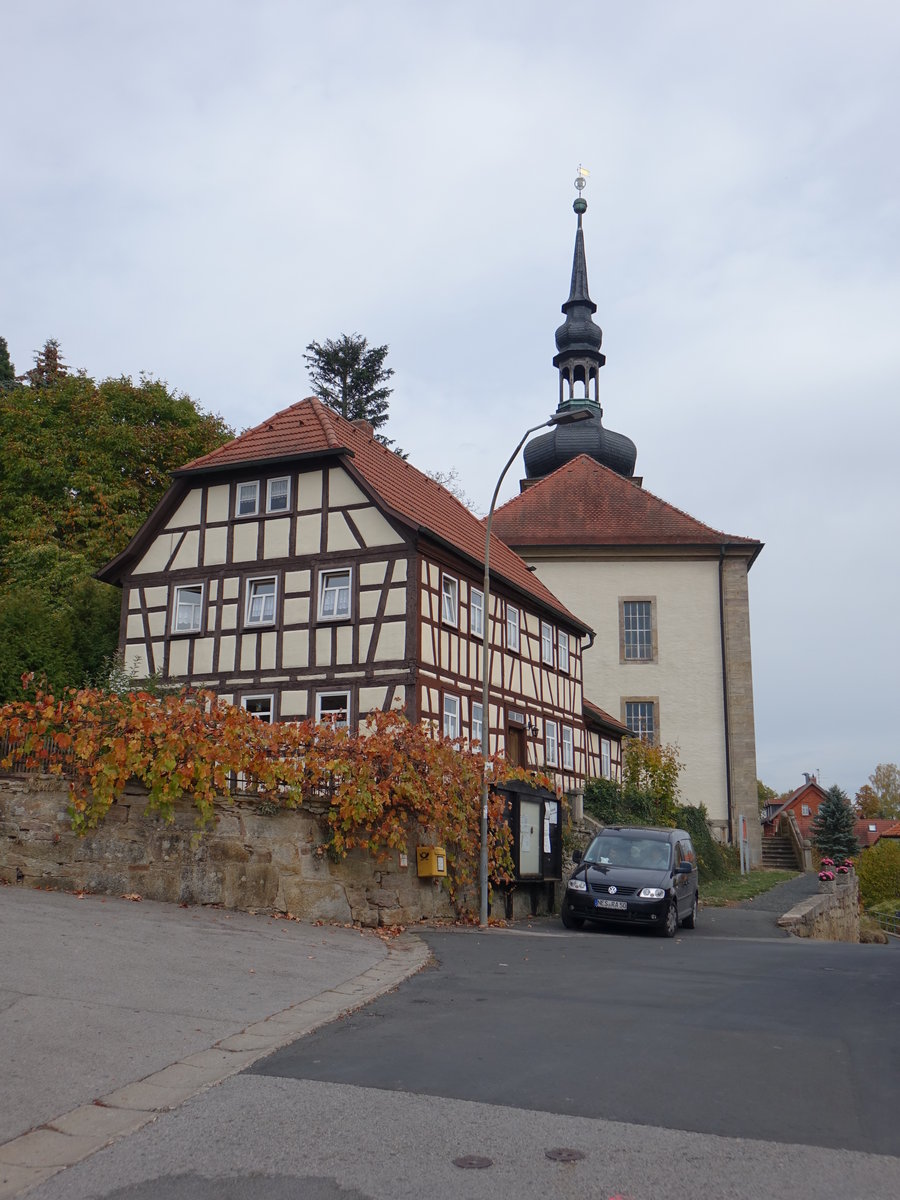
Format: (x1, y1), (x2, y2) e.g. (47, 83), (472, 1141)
(490, 183), (763, 859)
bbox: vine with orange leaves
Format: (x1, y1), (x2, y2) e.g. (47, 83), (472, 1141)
(0, 680), (560, 914)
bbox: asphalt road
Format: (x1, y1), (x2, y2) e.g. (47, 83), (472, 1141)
(21, 892), (900, 1200)
(250, 918), (900, 1156)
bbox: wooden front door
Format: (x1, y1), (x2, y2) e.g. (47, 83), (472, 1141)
(506, 725), (526, 768)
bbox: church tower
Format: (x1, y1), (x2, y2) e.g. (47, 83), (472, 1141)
(491, 174), (764, 862)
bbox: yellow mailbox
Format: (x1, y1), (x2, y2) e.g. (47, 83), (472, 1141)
(416, 846), (447, 877)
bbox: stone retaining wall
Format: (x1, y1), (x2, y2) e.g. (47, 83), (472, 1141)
(0, 778), (463, 927)
(777, 875), (860, 942)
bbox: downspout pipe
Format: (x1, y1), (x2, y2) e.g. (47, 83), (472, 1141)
(719, 547), (733, 845)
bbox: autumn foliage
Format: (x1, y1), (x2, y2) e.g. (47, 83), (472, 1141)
(0, 682), (557, 911)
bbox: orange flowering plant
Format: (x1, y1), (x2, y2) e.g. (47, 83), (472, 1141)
(0, 680), (558, 911)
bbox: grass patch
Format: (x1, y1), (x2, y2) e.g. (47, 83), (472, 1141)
(701, 867), (801, 907)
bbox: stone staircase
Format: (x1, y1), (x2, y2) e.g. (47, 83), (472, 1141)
(762, 833), (800, 870)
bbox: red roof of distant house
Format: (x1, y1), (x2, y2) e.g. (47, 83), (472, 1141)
(490, 454), (762, 559)
(855, 819), (900, 848)
(177, 398), (589, 631)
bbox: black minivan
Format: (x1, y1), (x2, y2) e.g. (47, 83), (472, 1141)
(561, 826), (699, 937)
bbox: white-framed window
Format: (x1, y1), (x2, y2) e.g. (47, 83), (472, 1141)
(801, 804), (810, 817)
(266, 476), (290, 513)
(470, 588), (484, 638)
(236, 481), (259, 517)
(541, 621), (554, 665)
(562, 725), (574, 770)
(442, 575), (459, 626)
(246, 576), (277, 625)
(545, 720), (558, 767)
(601, 737), (612, 779)
(506, 605), (520, 652)
(316, 691), (350, 728)
(625, 700), (656, 744)
(242, 694), (273, 722)
(319, 568), (352, 620)
(471, 701), (483, 750)
(558, 630), (570, 674)
(443, 694), (459, 740)
(172, 583), (203, 634)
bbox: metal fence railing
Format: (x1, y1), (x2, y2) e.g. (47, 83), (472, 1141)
(872, 912), (900, 938)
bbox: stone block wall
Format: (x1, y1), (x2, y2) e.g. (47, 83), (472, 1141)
(777, 875), (860, 942)
(0, 778), (460, 927)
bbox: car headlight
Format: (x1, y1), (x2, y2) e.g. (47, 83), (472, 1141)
(567, 879), (587, 892)
(639, 887), (666, 899)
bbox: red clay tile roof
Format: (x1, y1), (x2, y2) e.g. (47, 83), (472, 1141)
(490, 454), (762, 556)
(854, 819), (900, 847)
(583, 698), (629, 736)
(179, 398), (590, 632)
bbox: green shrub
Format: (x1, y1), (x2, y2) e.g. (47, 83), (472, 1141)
(856, 839), (900, 908)
(675, 803), (730, 878)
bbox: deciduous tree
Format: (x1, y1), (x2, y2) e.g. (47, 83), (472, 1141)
(0, 345), (232, 699)
(866, 763), (900, 819)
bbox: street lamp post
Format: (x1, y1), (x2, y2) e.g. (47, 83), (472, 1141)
(478, 407), (592, 928)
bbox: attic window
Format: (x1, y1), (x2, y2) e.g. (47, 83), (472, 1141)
(267, 477), (290, 513)
(237, 481), (259, 517)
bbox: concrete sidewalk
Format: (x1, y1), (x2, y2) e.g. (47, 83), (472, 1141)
(0, 886), (430, 1198)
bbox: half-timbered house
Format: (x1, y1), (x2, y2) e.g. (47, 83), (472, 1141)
(98, 397), (622, 796)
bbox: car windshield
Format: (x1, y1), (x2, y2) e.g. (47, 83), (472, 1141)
(584, 836), (671, 871)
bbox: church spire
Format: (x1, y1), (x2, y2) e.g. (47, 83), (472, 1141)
(553, 170), (605, 410)
(523, 170), (638, 481)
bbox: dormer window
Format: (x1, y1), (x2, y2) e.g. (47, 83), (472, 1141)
(237, 481), (259, 517)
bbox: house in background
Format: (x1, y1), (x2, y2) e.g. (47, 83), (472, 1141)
(98, 399), (624, 803)
(762, 777), (828, 843)
(490, 189), (763, 858)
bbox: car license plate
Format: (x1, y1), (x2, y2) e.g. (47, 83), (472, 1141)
(595, 898), (627, 910)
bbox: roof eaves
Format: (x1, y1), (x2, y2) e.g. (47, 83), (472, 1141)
(173, 446), (349, 478)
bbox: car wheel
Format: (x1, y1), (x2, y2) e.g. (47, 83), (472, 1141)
(682, 893), (698, 929)
(658, 898), (678, 938)
(561, 906), (585, 931)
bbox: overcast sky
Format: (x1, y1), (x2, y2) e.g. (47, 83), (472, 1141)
(4, 1), (898, 798)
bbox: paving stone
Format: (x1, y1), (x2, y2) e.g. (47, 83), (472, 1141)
(100, 1080), (203, 1112)
(0, 1162), (60, 1199)
(48, 1104), (155, 1140)
(0, 1127), (99, 1167)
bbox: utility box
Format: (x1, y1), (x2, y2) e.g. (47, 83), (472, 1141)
(416, 846), (447, 877)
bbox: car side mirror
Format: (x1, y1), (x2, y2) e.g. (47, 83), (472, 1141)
(676, 861), (693, 874)
(572, 849), (583, 864)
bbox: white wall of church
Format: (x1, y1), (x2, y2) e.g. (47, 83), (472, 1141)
(529, 556), (729, 828)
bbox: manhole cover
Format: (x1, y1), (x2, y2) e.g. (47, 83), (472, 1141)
(452, 1155), (493, 1170)
(545, 1147), (586, 1163)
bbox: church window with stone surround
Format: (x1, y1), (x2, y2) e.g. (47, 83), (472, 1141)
(621, 599), (655, 662)
(625, 700), (656, 744)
